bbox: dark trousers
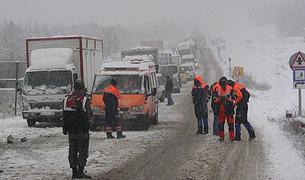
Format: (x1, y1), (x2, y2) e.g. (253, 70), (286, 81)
(68, 133), (89, 168)
(213, 111), (218, 135)
(166, 93), (174, 105)
(105, 110), (122, 132)
(235, 103), (255, 138)
(198, 117), (208, 132)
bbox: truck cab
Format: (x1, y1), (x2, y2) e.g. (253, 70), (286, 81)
(22, 36), (103, 127)
(91, 58), (158, 130)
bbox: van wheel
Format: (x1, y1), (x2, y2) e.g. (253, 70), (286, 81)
(152, 113), (158, 125)
(27, 119), (36, 127)
(142, 115), (149, 130)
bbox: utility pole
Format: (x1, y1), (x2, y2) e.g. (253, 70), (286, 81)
(229, 58), (232, 77)
(14, 62), (19, 116)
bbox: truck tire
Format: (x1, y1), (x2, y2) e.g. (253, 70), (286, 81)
(27, 119), (36, 127)
(90, 122), (98, 131)
(160, 95), (165, 102)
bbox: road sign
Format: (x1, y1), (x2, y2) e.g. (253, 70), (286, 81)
(232, 66), (244, 81)
(294, 81), (305, 89)
(290, 52), (304, 115)
(294, 69), (305, 81)
(289, 51), (305, 69)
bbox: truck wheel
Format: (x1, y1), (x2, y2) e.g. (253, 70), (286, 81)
(160, 96), (165, 102)
(27, 119), (36, 127)
(90, 122), (98, 131)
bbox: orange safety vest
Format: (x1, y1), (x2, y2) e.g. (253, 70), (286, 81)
(232, 83), (243, 104)
(103, 84), (121, 99)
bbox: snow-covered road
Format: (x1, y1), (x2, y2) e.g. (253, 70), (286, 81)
(0, 87), (188, 179)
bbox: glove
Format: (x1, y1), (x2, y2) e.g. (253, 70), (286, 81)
(233, 101), (236, 107)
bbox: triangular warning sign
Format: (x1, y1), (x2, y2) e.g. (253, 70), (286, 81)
(291, 52), (305, 69)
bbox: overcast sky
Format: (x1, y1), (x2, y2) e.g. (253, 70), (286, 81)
(0, 0), (258, 27)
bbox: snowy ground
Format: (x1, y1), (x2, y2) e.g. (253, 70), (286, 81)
(0, 90), (186, 180)
(213, 33), (305, 179)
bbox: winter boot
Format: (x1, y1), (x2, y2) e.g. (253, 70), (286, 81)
(203, 128), (208, 134)
(234, 135), (241, 141)
(218, 137), (224, 142)
(106, 132), (115, 139)
(117, 131), (126, 139)
(249, 134), (256, 142)
(78, 166), (91, 179)
(196, 127), (203, 134)
(72, 167), (78, 179)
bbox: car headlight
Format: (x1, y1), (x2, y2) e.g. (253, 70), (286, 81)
(93, 107), (101, 113)
(131, 106), (144, 112)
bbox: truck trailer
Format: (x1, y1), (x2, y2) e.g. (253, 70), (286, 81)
(22, 36), (103, 127)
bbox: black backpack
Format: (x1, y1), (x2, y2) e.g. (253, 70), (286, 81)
(63, 96), (89, 133)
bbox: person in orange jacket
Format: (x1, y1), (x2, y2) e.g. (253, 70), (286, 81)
(193, 75), (211, 100)
(227, 80), (256, 141)
(214, 76), (242, 141)
(103, 79), (125, 139)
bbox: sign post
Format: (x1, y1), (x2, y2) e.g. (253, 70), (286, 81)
(229, 58), (232, 77)
(289, 51), (305, 116)
(14, 62), (19, 116)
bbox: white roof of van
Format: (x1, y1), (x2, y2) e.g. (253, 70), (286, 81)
(97, 60), (155, 75)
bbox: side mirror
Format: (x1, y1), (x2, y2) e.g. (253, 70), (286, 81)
(152, 88), (157, 96)
(17, 87), (22, 94)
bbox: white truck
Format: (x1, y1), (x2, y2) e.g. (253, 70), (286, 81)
(21, 36), (103, 127)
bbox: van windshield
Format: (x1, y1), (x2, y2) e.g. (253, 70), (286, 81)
(92, 75), (143, 94)
(23, 70), (72, 95)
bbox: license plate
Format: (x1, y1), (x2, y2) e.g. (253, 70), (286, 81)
(41, 111), (55, 116)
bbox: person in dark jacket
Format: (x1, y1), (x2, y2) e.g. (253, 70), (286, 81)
(210, 82), (220, 136)
(192, 76), (209, 134)
(227, 80), (256, 141)
(63, 79), (92, 179)
(165, 76), (174, 105)
(103, 79), (126, 139)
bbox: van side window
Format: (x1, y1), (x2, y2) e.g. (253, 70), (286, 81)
(145, 75), (151, 95)
(152, 73), (157, 88)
